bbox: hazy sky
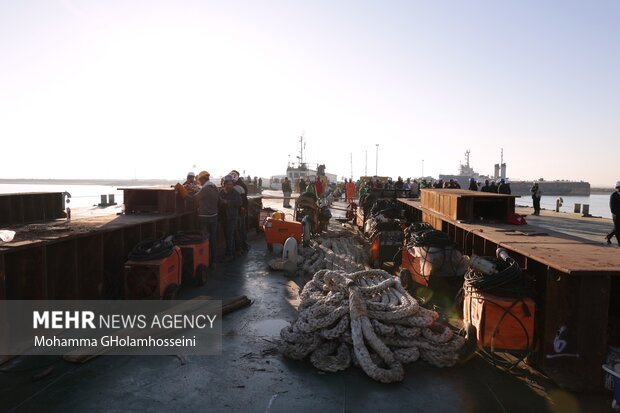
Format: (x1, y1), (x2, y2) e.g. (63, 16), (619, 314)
(1, 1), (618, 185)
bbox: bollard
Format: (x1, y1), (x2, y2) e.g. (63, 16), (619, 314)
(582, 204), (590, 216)
(574, 203), (581, 214)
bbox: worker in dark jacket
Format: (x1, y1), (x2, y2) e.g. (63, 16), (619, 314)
(480, 179), (491, 192)
(220, 175), (242, 261)
(282, 177), (292, 208)
(230, 170), (249, 253)
(191, 171), (219, 268)
(531, 183), (542, 215)
(497, 179), (511, 194)
(468, 178), (478, 191)
(606, 182), (620, 245)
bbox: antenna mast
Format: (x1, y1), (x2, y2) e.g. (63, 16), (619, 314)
(350, 153), (353, 180)
(299, 132), (305, 166)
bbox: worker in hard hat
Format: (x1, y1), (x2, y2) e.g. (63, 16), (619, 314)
(183, 172), (201, 196)
(190, 171), (219, 268)
(219, 175), (242, 261)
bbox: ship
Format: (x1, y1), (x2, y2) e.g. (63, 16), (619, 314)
(439, 150), (590, 196)
(266, 135), (338, 189)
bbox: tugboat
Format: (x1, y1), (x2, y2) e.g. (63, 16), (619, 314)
(269, 134), (338, 189)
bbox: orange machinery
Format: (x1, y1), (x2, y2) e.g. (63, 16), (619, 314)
(257, 208), (277, 233)
(124, 246), (183, 300)
(263, 214), (302, 252)
(179, 240), (209, 286)
(401, 245), (428, 287)
(173, 232), (210, 286)
(463, 288), (536, 352)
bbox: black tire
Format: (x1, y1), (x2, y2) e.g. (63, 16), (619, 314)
(267, 243), (273, 252)
(163, 284), (179, 300)
(195, 264), (208, 286)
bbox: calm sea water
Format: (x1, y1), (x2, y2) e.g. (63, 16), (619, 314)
(0, 184), (127, 208)
(516, 193), (613, 219)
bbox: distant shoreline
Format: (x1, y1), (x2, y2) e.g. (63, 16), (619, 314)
(591, 187), (615, 194)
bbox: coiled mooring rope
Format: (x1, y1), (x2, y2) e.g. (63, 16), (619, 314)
(280, 269), (466, 383)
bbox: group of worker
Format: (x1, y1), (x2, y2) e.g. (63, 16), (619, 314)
(279, 176), (330, 208)
(182, 170), (250, 267)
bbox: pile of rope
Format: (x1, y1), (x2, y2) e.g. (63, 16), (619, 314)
(280, 269), (466, 383)
(299, 230), (370, 275)
(405, 223), (453, 250)
(171, 231), (206, 246)
(403, 223), (469, 281)
(463, 255), (527, 298)
(128, 237), (175, 261)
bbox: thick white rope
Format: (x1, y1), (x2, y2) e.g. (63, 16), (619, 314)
(280, 269), (465, 383)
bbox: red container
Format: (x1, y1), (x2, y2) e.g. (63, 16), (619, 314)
(263, 217), (302, 251)
(463, 288), (536, 351)
(124, 246), (183, 299)
(179, 240), (209, 286)
(401, 246), (429, 287)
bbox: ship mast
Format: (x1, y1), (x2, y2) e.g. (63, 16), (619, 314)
(465, 149), (470, 168)
(299, 132), (305, 167)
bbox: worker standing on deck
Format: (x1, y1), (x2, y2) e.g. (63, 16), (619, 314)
(220, 175), (242, 261)
(230, 171), (249, 253)
(315, 176), (324, 199)
(282, 177), (292, 208)
(192, 171), (219, 268)
(394, 177), (404, 190)
(346, 179), (355, 203)
(480, 179), (491, 192)
(531, 182), (542, 215)
(606, 182), (620, 246)
(299, 178), (306, 193)
(498, 179), (511, 194)
(183, 172), (201, 195)
(468, 178), (478, 191)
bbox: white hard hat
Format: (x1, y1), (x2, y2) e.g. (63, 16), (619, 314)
(187, 171), (195, 177)
(616, 181), (620, 188)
